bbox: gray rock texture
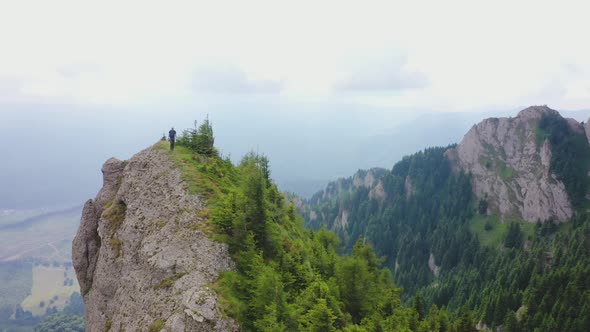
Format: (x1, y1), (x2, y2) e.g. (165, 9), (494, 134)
(72, 146), (237, 331)
(585, 117), (590, 147)
(445, 106), (574, 222)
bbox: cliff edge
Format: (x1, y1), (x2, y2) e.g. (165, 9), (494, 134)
(72, 146), (237, 331)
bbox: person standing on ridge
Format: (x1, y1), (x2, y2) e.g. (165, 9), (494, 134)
(168, 127), (177, 151)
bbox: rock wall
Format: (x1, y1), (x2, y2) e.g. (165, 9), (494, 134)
(446, 106), (574, 222)
(72, 146), (237, 331)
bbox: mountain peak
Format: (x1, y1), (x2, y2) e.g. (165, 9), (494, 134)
(516, 105), (560, 121)
(447, 106), (590, 222)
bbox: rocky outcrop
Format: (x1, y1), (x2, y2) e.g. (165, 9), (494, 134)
(300, 168), (388, 231)
(72, 146), (237, 331)
(333, 209), (350, 230)
(446, 106), (574, 222)
(313, 168), (387, 203)
(353, 170), (376, 188)
(368, 180), (386, 201)
(404, 176), (414, 199)
(428, 253), (440, 277)
(584, 119), (590, 147)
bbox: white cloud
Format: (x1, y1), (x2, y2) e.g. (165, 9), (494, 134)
(191, 66), (283, 94)
(335, 56), (428, 92)
(0, 0), (588, 110)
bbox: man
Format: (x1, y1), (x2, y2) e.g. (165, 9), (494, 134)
(168, 127), (177, 151)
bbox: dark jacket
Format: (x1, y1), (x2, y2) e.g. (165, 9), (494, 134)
(169, 129), (176, 140)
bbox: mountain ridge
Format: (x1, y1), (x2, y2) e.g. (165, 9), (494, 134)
(305, 105), (590, 226)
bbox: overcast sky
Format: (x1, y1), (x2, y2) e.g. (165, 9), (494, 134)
(0, 0), (589, 112)
(2, 0), (590, 209)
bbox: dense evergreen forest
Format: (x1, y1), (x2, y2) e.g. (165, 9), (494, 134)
(169, 119), (480, 331)
(304, 114), (590, 331)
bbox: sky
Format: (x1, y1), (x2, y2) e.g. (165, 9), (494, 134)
(0, 0), (589, 111)
(1, 0), (590, 209)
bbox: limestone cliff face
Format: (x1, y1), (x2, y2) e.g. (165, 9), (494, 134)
(446, 106), (584, 222)
(72, 147), (237, 331)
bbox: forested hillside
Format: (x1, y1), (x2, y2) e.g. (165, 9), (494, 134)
(303, 110), (590, 331)
(169, 119), (480, 331)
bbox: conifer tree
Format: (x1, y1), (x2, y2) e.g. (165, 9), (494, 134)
(195, 116), (215, 156)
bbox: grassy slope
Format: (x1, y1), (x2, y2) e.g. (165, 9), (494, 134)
(469, 214), (535, 248)
(157, 141), (235, 200)
(156, 141), (238, 235)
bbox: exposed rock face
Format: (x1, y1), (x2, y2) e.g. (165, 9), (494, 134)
(404, 176), (414, 199)
(585, 118), (590, 146)
(72, 146), (237, 331)
(353, 170), (375, 188)
(315, 168), (387, 202)
(368, 180), (386, 201)
(428, 253), (440, 277)
(333, 209), (350, 230)
(445, 106), (573, 222)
